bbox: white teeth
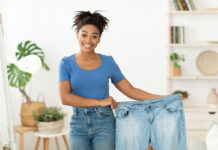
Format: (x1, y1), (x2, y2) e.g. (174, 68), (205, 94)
(84, 44), (92, 48)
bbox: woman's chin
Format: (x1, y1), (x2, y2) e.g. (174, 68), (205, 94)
(81, 49), (94, 53)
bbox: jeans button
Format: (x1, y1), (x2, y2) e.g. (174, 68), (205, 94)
(148, 105), (152, 109)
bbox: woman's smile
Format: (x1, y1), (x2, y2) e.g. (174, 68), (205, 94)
(83, 43), (93, 49)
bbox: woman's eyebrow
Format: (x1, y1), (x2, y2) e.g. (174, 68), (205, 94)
(81, 31), (99, 35)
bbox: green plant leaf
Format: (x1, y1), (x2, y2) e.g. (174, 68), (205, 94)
(172, 90), (189, 99)
(33, 107), (66, 122)
(170, 52), (185, 67)
(174, 62), (179, 68)
(7, 63), (32, 89)
(16, 40), (49, 70)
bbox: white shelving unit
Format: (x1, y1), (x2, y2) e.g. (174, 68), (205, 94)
(169, 76), (218, 80)
(168, 43), (218, 47)
(169, 10), (218, 14)
(167, 0), (218, 143)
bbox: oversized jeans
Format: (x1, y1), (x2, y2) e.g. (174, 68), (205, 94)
(69, 106), (115, 150)
(115, 94), (187, 150)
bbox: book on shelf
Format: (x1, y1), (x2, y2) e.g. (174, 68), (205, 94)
(170, 26), (174, 43)
(185, 0), (195, 10)
(176, 0), (184, 10)
(180, 0), (189, 10)
(175, 27), (179, 43)
(171, 0), (179, 10)
(181, 26), (184, 43)
(170, 26), (185, 44)
(172, 0), (195, 11)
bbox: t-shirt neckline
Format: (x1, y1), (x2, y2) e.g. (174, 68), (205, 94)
(73, 53), (102, 71)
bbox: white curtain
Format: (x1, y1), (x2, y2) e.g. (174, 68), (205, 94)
(0, 13), (16, 150)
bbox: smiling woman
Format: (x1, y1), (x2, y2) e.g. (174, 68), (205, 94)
(58, 10), (169, 150)
(0, 14), (16, 150)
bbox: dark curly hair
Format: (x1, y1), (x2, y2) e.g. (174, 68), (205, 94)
(72, 10), (109, 36)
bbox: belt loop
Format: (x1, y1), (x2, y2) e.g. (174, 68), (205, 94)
(94, 108), (100, 116)
(73, 107), (78, 116)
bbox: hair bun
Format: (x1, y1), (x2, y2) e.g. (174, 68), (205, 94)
(74, 11), (92, 21)
(72, 10), (109, 36)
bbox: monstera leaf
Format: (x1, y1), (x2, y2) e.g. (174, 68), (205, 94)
(7, 63), (32, 89)
(7, 40), (50, 102)
(15, 40), (50, 70)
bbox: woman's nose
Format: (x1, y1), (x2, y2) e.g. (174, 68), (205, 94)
(86, 37), (91, 43)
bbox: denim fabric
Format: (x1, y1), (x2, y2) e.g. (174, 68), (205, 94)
(115, 94), (187, 150)
(69, 106), (115, 150)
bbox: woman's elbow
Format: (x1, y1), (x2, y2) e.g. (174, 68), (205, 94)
(60, 93), (69, 105)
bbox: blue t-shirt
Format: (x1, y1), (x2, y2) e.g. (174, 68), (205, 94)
(58, 53), (125, 100)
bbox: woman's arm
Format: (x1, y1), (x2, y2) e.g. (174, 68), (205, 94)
(59, 81), (117, 108)
(114, 78), (167, 100)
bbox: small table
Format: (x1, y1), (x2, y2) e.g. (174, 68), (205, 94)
(34, 129), (69, 150)
(14, 125), (37, 150)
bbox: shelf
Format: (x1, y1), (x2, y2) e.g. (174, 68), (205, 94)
(168, 10), (218, 14)
(168, 76), (218, 80)
(168, 43), (218, 47)
(184, 106), (218, 112)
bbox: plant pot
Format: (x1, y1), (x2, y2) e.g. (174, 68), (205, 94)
(170, 64), (181, 76)
(20, 101), (45, 127)
(37, 119), (64, 134)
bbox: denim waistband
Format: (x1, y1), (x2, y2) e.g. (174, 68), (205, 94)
(72, 105), (111, 113)
(117, 94), (181, 110)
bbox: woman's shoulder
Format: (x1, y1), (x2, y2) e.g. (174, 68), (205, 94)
(60, 53), (76, 63)
(99, 53), (113, 61)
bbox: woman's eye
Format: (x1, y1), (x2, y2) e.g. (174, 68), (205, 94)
(93, 36), (97, 39)
(82, 34), (86, 37)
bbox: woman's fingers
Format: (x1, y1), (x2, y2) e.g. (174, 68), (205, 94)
(111, 98), (117, 109)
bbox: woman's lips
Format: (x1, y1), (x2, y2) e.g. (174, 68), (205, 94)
(84, 44), (93, 48)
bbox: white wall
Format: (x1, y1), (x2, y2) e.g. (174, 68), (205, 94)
(0, 0), (3, 13)
(2, 0), (218, 149)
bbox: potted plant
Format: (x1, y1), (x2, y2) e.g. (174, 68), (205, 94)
(7, 40), (50, 126)
(170, 52), (185, 76)
(33, 107), (66, 134)
(172, 90), (189, 100)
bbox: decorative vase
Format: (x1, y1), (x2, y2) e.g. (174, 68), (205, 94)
(170, 64), (181, 76)
(207, 88), (218, 108)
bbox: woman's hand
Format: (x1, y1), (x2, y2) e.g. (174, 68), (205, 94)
(100, 96), (117, 109)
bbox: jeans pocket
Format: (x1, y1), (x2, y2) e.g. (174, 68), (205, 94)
(115, 109), (129, 118)
(166, 101), (183, 113)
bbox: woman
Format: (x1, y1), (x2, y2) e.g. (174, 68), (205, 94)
(58, 10), (179, 150)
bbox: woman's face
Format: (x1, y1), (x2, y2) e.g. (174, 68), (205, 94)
(77, 24), (100, 53)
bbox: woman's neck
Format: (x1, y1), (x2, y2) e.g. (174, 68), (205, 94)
(77, 51), (99, 61)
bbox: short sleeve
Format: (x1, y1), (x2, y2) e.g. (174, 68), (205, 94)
(110, 56), (125, 84)
(58, 57), (70, 82)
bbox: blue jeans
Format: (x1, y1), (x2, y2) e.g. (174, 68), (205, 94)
(69, 106), (115, 150)
(115, 94), (187, 150)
